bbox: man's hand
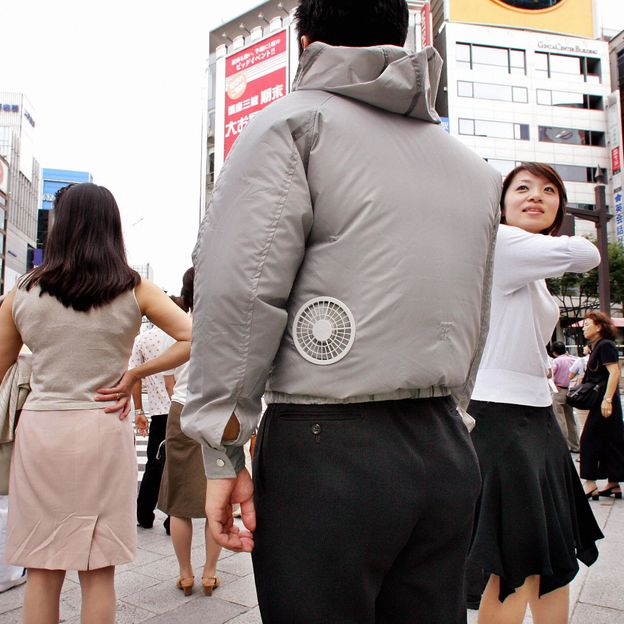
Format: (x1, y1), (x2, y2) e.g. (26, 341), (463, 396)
(206, 468), (255, 552)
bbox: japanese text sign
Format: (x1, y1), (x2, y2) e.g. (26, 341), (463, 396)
(224, 30), (288, 160)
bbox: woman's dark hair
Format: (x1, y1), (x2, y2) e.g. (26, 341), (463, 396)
(180, 267), (194, 313)
(295, 0), (409, 49)
(21, 183), (140, 311)
(585, 311), (617, 341)
(500, 162), (567, 236)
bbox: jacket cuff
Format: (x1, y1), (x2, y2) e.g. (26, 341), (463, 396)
(201, 443), (246, 479)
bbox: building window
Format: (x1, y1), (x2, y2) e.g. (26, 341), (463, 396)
(485, 158), (521, 176)
(457, 81), (528, 103)
(457, 43), (526, 75)
(538, 126), (605, 147)
(459, 118), (530, 140)
(536, 89), (603, 110)
(551, 163), (608, 183)
(535, 52), (601, 84)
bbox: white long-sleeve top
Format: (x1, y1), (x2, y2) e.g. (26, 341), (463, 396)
(471, 224), (600, 407)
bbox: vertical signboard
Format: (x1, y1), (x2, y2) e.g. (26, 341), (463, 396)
(223, 30), (289, 161)
(420, 2), (432, 48)
(606, 92), (623, 245)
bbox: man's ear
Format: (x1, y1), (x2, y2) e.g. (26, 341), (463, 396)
(301, 35), (312, 49)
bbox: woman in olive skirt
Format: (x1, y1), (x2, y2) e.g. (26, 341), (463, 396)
(158, 268), (222, 597)
(468, 163), (603, 624)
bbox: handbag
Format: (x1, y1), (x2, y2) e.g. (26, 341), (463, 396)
(566, 381), (604, 410)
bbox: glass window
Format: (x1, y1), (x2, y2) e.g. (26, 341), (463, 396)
(456, 43), (471, 62)
(475, 120), (515, 139)
(458, 118), (475, 135)
(585, 58), (601, 84)
(512, 87), (528, 103)
(472, 45), (508, 69)
(536, 89), (551, 105)
(552, 164), (587, 183)
(550, 54), (582, 77)
(473, 82), (512, 101)
(535, 52), (549, 74)
(513, 124), (530, 140)
(539, 126), (588, 145)
(509, 49), (526, 75)
(551, 90), (584, 107)
(457, 81), (473, 97)
(486, 159), (519, 176)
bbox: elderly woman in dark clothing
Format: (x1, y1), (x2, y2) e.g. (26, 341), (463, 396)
(580, 311), (624, 499)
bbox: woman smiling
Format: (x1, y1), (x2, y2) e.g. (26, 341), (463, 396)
(467, 163), (603, 624)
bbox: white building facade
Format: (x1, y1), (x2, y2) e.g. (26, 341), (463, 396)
(437, 23), (610, 236)
(0, 92), (40, 293)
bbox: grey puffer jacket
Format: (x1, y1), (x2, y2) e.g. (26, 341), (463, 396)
(182, 42), (501, 477)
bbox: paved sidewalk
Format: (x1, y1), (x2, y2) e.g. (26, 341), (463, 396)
(0, 497), (622, 622)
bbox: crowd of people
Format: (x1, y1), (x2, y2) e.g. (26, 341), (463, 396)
(0, 1), (622, 623)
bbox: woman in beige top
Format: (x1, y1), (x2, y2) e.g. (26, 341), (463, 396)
(0, 183), (191, 624)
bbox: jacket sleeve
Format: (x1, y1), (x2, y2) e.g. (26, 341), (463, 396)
(181, 107), (316, 478)
(495, 225), (601, 295)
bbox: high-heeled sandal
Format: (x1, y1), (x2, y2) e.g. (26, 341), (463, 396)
(176, 576), (194, 596)
(598, 484), (622, 499)
(201, 575), (220, 596)
(584, 488), (599, 500)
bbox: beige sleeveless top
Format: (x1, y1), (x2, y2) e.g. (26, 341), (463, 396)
(12, 285), (142, 410)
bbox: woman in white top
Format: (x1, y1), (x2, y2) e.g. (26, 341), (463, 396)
(468, 163), (603, 624)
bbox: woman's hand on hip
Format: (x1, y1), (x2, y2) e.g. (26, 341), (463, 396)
(95, 370), (139, 418)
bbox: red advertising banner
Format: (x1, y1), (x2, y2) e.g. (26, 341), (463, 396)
(612, 146), (621, 175)
(420, 2), (432, 48)
(224, 30), (289, 160)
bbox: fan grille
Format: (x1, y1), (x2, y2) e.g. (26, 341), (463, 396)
(293, 297), (355, 365)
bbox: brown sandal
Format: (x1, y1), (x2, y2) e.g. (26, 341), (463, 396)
(201, 575), (220, 596)
(176, 576), (194, 596)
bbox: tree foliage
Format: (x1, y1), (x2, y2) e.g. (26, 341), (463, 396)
(547, 241), (624, 348)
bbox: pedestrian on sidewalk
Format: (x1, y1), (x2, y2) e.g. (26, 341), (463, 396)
(579, 312), (624, 500)
(551, 341), (580, 452)
(0, 183), (191, 624)
(158, 267), (222, 598)
(468, 163), (603, 624)
(131, 322), (175, 532)
(181, 1), (502, 622)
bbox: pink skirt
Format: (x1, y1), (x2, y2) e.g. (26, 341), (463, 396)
(5, 408), (137, 570)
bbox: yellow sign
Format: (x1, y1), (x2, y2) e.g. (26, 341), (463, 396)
(449, 0), (594, 39)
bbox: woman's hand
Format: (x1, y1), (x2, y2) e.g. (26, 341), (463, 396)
(95, 370), (140, 418)
(601, 398), (613, 418)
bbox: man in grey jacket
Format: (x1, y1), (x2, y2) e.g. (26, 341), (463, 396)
(182, 1), (501, 621)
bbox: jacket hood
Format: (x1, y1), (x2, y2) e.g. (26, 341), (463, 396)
(292, 42), (442, 123)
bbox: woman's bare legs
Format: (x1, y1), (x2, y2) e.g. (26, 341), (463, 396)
(529, 582), (569, 624)
(22, 568), (65, 624)
(203, 519), (222, 578)
(479, 575), (569, 624)
(78, 566), (116, 624)
(171, 516), (194, 578)
(478, 574), (530, 624)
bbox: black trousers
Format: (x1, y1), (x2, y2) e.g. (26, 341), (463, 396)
(137, 412), (168, 527)
(580, 395), (624, 482)
(251, 397), (481, 624)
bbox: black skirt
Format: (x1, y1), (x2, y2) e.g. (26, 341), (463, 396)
(467, 400), (603, 602)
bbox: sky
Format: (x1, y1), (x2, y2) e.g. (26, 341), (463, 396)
(2, 0), (624, 293)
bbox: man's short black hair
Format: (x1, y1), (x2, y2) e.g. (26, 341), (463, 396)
(295, 0), (409, 48)
(551, 341), (567, 356)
